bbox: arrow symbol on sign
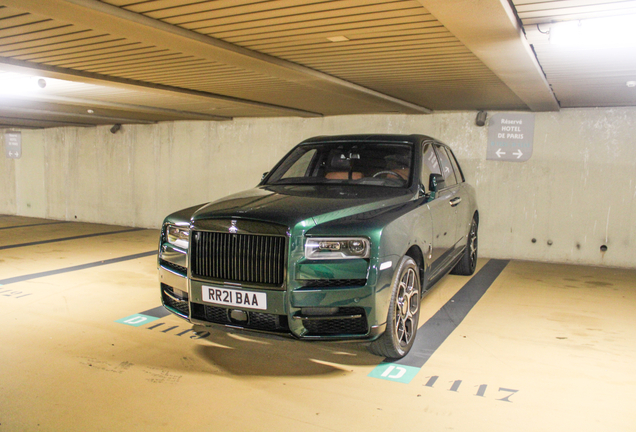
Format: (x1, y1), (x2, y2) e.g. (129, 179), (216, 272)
(496, 148), (506, 158)
(513, 150), (523, 159)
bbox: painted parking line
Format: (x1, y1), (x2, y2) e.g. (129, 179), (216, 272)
(370, 259), (510, 383)
(112, 259), (508, 384)
(0, 251), (156, 286)
(139, 306), (172, 318)
(0, 221), (69, 231)
(0, 228), (144, 250)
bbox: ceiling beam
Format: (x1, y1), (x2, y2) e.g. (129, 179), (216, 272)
(0, 105), (157, 124)
(3, 0), (432, 115)
(0, 85), (231, 122)
(0, 57), (319, 119)
(417, 0), (560, 111)
(0, 117), (94, 128)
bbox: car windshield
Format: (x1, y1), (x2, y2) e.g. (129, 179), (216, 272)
(265, 142), (413, 188)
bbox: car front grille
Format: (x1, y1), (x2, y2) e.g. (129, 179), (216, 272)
(190, 231), (286, 287)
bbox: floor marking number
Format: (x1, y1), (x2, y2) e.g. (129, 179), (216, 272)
(116, 314), (210, 339)
(449, 380), (462, 392)
(424, 375), (438, 387)
(497, 388), (519, 402)
(424, 375), (519, 403)
(476, 384), (488, 397)
(0, 288), (32, 299)
(144, 321), (210, 339)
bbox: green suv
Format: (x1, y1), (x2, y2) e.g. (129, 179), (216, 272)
(158, 134), (478, 359)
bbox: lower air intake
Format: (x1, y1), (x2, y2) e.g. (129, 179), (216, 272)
(190, 302), (289, 333)
(302, 307), (368, 336)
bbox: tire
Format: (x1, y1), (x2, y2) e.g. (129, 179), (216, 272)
(451, 216), (478, 276)
(368, 256), (421, 359)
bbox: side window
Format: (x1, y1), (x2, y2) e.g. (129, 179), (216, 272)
(434, 145), (457, 187)
(446, 148), (464, 183)
(421, 143), (441, 189)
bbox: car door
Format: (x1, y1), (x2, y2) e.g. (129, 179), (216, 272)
(434, 145), (468, 258)
(420, 143), (458, 279)
(445, 147), (472, 250)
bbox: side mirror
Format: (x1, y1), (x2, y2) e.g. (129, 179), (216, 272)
(261, 172), (269, 182)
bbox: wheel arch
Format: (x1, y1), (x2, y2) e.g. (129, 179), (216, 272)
(405, 244), (425, 289)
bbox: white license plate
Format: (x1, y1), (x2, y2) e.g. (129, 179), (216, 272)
(201, 286), (267, 310)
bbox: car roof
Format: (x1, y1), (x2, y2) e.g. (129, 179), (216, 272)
(299, 134), (435, 145)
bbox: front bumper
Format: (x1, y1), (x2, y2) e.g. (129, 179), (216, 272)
(158, 263), (387, 341)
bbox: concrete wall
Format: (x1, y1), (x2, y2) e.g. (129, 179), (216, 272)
(1, 108), (635, 268)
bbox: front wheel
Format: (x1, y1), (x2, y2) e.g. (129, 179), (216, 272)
(368, 256), (421, 359)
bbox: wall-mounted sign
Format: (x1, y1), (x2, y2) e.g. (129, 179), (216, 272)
(5, 131), (22, 159)
(486, 113), (534, 162)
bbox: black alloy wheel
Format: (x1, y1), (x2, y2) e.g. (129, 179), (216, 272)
(368, 255), (421, 359)
(451, 215), (478, 276)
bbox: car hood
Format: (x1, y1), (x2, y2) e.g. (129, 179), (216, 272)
(192, 185), (415, 229)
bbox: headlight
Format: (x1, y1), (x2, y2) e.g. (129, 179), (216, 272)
(305, 237), (370, 260)
(165, 224), (189, 250)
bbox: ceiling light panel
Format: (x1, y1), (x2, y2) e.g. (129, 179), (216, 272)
(327, 36), (350, 42)
(0, 2), (401, 116)
(549, 15), (636, 48)
(513, 0), (636, 26)
(518, 0), (636, 108)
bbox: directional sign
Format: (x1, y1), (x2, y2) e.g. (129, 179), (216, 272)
(4, 131), (21, 159)
(486, 113), (534, 162)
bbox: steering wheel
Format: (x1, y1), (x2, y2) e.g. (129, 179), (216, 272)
(373, 170), (402, 179)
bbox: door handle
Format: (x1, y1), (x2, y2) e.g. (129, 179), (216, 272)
(450, 197), (462, 207)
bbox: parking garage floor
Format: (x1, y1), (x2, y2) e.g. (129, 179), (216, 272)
(1, 215), (635, 431)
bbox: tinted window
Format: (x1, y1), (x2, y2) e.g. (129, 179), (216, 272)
(421, 143), (441, 191)
(446, 148), (464, 183)
(434, 145), (457, 187)
(281, 149), (316, 179)
(266, 142), (414, 188)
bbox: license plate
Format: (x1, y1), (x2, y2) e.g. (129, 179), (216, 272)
(201, 286), (267, 310)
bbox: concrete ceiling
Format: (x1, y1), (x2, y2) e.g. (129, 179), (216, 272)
(0, 0), (634, 129)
